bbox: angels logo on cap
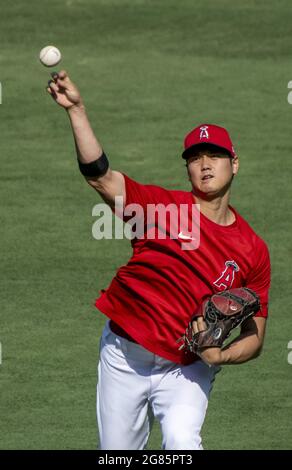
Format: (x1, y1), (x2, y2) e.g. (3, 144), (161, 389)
(199, 126), (209, 139)
(182, 123), (236, 159)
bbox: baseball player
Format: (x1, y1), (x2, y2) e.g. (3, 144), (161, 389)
(47, 71), (271, 450)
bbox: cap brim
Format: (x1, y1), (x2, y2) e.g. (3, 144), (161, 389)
(182, 142), (233, 159)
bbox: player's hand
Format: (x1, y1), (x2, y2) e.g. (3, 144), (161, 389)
(46, 70), (83, 109)
(192, 317), (223, 366)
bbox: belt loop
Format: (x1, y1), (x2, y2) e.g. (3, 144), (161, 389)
(115, 335), (128, 355)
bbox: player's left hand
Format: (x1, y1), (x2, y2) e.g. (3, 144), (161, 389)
(192, 317), (223, 366)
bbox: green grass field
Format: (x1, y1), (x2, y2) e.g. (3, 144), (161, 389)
(1, 0), (292, 450)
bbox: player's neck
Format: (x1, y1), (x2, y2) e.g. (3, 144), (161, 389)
(192, 190), (235, 226)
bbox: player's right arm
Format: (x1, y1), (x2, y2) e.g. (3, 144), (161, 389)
(46, 70), (125, 208)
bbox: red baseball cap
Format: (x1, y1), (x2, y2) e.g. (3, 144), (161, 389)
(182, 124), (236, 159)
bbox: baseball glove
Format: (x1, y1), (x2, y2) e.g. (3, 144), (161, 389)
(178, 287), (260, 353)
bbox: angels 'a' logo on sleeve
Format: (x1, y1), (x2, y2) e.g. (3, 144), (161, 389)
(213, 260), (239, 291)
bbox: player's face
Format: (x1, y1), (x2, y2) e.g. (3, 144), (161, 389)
(186, 149), (239, 198)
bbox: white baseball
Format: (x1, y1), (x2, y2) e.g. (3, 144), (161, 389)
(39, 46), (62, 67)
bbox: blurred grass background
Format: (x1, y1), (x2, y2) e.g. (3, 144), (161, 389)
(0, 0), (291, 449)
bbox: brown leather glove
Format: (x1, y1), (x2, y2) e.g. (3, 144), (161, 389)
(178, 288), (260, 353)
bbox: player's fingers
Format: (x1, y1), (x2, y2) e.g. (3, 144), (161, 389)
(58, 70), (68, 80)
(50, 71), (59, 82)
(56, 70), (72, 88)
(48, 80), (59, 93)
(50, 74), (70, 94)
(46, 82), (57, 99)
(46, 88), (57, 100)
(192, 319), (199, 334)
(196, 316), (207, 331)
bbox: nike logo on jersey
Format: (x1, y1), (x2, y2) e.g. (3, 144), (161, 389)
(178, 231), (197, 241)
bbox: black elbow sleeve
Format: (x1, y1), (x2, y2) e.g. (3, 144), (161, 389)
(78, 152), (109, 177)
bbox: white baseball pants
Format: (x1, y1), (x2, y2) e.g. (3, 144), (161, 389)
(97, 321), (220, 450)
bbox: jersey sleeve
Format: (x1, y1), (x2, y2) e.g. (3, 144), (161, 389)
(246, 238), (271, 318)
(123, 173), (167, 208)
(121, 173), (170, 223)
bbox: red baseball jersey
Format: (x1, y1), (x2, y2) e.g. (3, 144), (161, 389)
(95, 174), (271, 364)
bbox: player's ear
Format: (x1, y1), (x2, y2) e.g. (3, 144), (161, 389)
(232, 155), (239, 176)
